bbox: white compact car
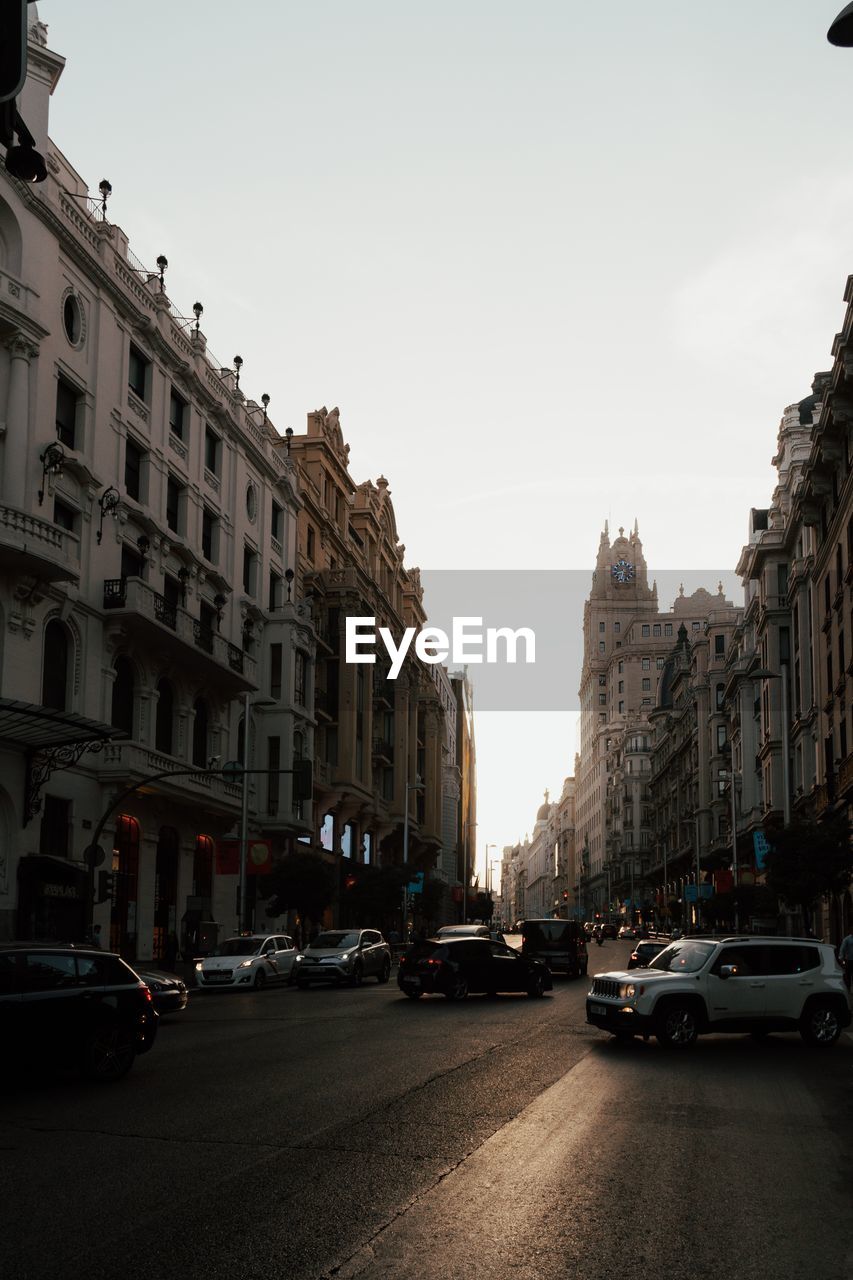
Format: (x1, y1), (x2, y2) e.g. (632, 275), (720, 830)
(195, 934), (297, 990)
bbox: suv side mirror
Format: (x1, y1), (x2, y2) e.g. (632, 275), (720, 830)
(718, 964), (737, 980)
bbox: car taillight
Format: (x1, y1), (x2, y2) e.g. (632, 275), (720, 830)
(139, 982), (153, 1003)
(399, 956), (407, 967)
(426, 958), (442, 968)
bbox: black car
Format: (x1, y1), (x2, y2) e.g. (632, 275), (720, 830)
(627, 939), (667, 970)
(0, 944), (158, 1081)
(398, 937), (553, 1000)
(135, 969), (189, 1015)
(519, 918), (588, 977)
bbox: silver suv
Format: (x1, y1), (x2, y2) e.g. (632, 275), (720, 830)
(586, 935), (851, 1048)
(294, 929), (391, 987)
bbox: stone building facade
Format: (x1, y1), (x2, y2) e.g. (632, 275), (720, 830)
(0, 15), (312, 957)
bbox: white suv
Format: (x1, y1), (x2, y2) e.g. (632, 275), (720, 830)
(586, 935), (851, 1048)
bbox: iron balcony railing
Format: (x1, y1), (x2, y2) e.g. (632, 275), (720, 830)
(193, 620), (215, 654)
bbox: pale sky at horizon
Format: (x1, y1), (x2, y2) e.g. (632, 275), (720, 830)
(36, 1), (853, 884)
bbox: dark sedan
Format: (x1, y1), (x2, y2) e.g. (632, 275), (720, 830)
(398, 937), (553, 1000)
(135, 969), (189, 1015)
(627, 939), (667, 970)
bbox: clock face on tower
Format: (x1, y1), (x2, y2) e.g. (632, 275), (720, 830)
(611, 559), (635, 584)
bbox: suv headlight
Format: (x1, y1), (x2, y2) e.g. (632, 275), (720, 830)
(618, 982), (635, 999)
(339, 952), (351, 963)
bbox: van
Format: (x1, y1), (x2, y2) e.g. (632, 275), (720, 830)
(520, 919), (588, 978)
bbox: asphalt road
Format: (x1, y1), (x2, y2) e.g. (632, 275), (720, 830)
(2, 939), (851, 1280)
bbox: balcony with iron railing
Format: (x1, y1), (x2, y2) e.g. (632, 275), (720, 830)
(102, 577), (256, 689)
(98, 741), (244, 815)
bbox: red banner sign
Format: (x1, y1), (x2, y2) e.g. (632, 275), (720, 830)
(215, 839), (273, 875)
(216, 840), (239, 876)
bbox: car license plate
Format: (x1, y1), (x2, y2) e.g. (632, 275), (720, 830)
(403, 977), (421, 988)
(590, 1003), (608, 1017)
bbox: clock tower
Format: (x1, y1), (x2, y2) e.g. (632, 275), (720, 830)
(576, 520), (657, 899)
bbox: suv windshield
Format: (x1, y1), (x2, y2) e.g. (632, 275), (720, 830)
(649, 941), (715, 973)
(212, 938), (264, 957)
(310, 932), (360, 950)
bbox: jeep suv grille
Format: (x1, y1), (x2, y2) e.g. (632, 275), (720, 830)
(591, 978), (619, 998)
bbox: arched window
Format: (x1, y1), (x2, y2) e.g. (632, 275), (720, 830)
(192, 697), (209, 767)
(42, 620), (70, 711)
(155, 678), (174, 754)
(111, 657), (135, 735)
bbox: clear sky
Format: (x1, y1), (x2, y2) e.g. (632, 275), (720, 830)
(37, 1), (853, 884)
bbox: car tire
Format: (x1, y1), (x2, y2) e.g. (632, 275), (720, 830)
(84, 1022), (136, 1082)
(527, 972), (546, 998)
(445, 977), (469, 1001)
(799, 1001), (842, 1047)
(377, 959), (391, 984)
(655, 1002), (699, 1048)
(349, 962), (364, 988)
(253, 970), (266, 991)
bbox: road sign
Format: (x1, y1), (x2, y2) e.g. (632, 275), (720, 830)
(406, 871), (424, 894)
(753, 829), (770, 871)
(83, 843), (105, 868)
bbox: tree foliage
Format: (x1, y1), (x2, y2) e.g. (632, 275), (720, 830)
(764, 812), (853, 920)
(264, 850), (335, 922)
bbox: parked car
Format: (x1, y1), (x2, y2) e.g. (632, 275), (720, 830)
(294, 929), (391, 987)
(135, 969), (189, 1014)
(195, 934), (297, 990)
(626, 940), (667, 970)
(434, 924), (491, 940)
(398, 937), (553, 1000)
(587, 935), (852, 1047)
(0, 943), (158, 1081)
(519, 918), (588, 978)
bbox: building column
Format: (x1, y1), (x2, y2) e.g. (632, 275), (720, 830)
(2, 334), (37, 507)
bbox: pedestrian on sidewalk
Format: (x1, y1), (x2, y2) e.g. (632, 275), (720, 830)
(838, 929), (853, 991)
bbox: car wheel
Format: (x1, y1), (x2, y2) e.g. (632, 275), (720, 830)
(253, 970), (266, 991)
(527, 972), (546, 998)
(349, 962), (364, 988)
(445, 977), (469, 1001)
(377, 959), (391, 984)
(85, 1023), (136, 1082)
(656, 1003), (699, 1048)
(800, 1001), (842, 1046)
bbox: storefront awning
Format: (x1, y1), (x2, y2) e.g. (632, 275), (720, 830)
(0, 698), (119, 750)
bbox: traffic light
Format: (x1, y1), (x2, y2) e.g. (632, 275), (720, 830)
(292, 757), (313, 801)
(0, 1), (27, 104)
(562, 890), (569, 901)
(96, 871), (116, 904)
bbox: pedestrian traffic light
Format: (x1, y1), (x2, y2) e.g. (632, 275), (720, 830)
(96, 870), (116, 903)
(292, 757), (313, 801)
(0, 1), (27, 104)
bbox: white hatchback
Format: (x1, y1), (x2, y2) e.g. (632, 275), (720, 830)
(195, 934), (297, 990)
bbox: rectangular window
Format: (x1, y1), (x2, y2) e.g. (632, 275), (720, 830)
(642, 678), (651, 691)
(55, 376), (78, 449)
(641, 625), (650, 637)
(665, 623), (673, 637)
(614, 621), (620, 633)
(598, 675), (606, 686)
(598, 693), (606, 705)
(715, 634), (725, 655)
(716, 724), (727, 751)
(271, 501), (283, 542)
(657, 656), (665, 669)
(294, 651), (307, 705)
(618, 680), (624, 693)
(599, 621), (605, 633)
(53, 499), (76, 532)
(128, 344), (149, 401)
(270, 643), (282, 701)
(618, 700), (624, 714)
(692, 621), (701, 631)
(598, 641), (605, 654)
(642, 657), (650, 670)
(166, 476), (182, 533)
(124, 438), (144, 501)
(201, 508), (217, 563)
(307, 526), (315, 561)
(267, 736), (280, 816)
(653, 624), (661, 637)
(169, 388), (187, 440)
(204, 426), (220, 475)
(243, 546), (256, 596)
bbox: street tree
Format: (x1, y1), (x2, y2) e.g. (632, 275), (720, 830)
(764, 811), (853, 927)
(264, 850), (335, 925)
